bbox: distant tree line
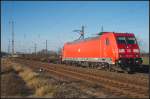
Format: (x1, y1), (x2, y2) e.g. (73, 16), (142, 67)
(1, 51), (9, 57)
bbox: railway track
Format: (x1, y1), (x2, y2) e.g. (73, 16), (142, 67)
(11, 58), (149, 98)
(50, 64), (148, 87)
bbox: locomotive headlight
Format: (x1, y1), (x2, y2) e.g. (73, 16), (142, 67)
(119, 49), (125, 53)
(133, 49), (139, 53)
(118, 60), (121, 63)
(136, 54), (139, 57)
(136, 60), (138, 63)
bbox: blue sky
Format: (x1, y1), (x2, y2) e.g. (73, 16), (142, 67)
(1, 1), (149, 53)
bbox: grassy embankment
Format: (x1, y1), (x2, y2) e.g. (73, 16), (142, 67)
(142, 56), (149, 65)
(1, 59), (31, 98)
(9, 61), (57, 97)
(1, 59), (58, 97)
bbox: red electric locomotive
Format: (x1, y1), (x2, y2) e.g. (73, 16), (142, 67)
(62, 32), (143, 73)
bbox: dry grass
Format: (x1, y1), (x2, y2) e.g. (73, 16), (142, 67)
(1, 60), (31, 97)
(13, 64), (24, 72)
(1, 72), (29, 97)
(1, 59), (13, 73)
(28, 78), (44, 89)
(142, 56), (149, 65)
(11, 61), (57, 97)
(35, 85), (56, 96)
(19, 69), (39, 82)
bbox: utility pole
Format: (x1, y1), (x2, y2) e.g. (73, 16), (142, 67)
(34, 43), (37, 55)
(9, 1), (15, 55)
(46, 40), (47, 55)
(9, 20), (15, 55)
(8, 40), (11, 54)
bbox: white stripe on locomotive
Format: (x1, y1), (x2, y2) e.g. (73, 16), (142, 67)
(62, 57), (114, 64)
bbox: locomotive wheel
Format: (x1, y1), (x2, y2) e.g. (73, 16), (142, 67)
(111, 69), (116, 72)
(91, 64), (94, 68)
(110, 65), (117, 72)
(88, 63), (91, 68)
(124, 67), (133, 74)
(108, 64), (113, 71)
(105, 63), (110, 71)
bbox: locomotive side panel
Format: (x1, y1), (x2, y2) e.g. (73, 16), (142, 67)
(100, 33), (119, 63)
(62, 32), (118, 64)
(63, 37), (101, 61)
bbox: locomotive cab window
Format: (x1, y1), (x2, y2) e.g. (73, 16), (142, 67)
(126, 37), (136, 44)
(105, 38), (109, 45)
(117, 37), (126, 44)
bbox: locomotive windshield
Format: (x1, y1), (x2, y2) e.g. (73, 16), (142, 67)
(116, 36), (136, 44)
(126, 37), (136, 44)
(116, 37), (126, 44)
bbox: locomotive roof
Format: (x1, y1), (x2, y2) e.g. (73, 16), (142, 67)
(66, 32), (134, 44)
(66, 36), (100, 44)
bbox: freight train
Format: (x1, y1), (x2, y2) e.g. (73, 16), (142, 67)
(61, 32), (143, 73)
